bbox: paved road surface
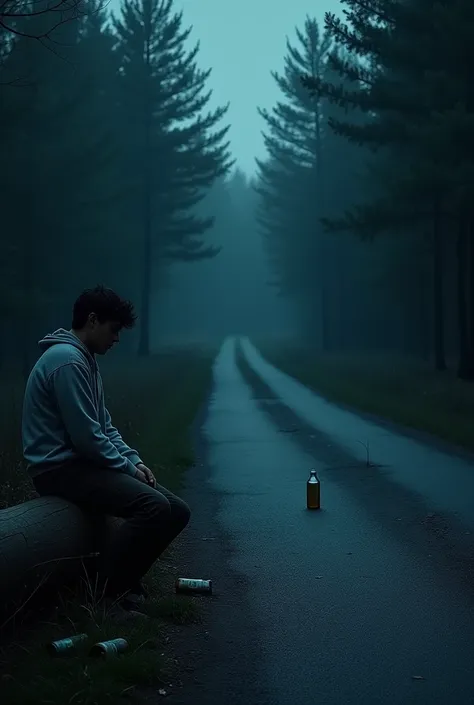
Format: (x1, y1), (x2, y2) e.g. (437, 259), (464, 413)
(164, 337), (474, 705)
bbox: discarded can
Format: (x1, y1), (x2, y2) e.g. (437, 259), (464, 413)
(46, 633), (88, 657)
(89, 638), (129, 658)
(175, 578), (213, 595)
(307, 469), (321, 510)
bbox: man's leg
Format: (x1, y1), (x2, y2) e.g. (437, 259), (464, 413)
(150, 481), (191, 560)
(34, 463), (191, 599)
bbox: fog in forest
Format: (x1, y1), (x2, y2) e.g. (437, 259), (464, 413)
(0, 0), (472, 378)
(4, 2), (474, 698)
(153, 170), (298, 347)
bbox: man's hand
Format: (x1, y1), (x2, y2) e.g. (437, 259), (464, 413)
(135, 462), (156, 488)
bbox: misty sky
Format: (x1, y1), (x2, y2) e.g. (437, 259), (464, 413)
(175, 1), (342, 176)
(110, 0), (343, 176)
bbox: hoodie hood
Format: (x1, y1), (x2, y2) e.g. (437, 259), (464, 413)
(38, 328), (96, 367)
(23, 329), (141, 477)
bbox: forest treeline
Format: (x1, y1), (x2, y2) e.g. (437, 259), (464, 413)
(1, 0), (473, 378)
(0, 0), (232, 373)
(256, 0), (474, 378)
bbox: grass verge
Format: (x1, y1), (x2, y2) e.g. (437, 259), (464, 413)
(0, 346), (216, 704)
(256, 342), (474, 453)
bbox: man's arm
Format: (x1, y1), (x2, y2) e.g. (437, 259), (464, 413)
(104, 407), (143, 467)
(52, 362), (138, 476)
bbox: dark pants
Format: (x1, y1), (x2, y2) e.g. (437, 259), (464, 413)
(34, 462), (191, 598)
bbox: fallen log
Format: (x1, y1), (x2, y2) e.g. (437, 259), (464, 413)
(0, 495), (121, 620)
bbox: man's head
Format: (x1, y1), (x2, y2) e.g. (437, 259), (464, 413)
(71, 285), (137, 355)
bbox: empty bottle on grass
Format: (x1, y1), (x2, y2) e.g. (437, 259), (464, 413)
(307, 469), (320, 510)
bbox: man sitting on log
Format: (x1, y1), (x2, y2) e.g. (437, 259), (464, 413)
(21, 285), (191, 615)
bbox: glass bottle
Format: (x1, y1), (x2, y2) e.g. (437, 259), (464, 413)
(307, 469), (320, 510)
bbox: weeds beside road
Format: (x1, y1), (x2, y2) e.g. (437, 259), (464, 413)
(0, 346), (216, 705)
(256, 342), (474, 453)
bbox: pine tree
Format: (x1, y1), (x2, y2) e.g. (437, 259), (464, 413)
(0, 6), (84, 375)
(255, 17), (332, 347)
(301, 0), (474, 371)
(113, 0), (233, 355)
(0, 3), (134, 372)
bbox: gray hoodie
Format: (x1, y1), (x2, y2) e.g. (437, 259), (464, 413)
(22, 328), (142, 478)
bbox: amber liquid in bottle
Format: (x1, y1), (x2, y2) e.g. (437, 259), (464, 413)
(307, 469), (320, 509)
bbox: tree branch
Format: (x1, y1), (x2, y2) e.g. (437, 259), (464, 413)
(0, 0), (107, 42)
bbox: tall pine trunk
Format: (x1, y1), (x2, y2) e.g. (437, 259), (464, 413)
(467, 213), (474, 377)
(138, 36), (153, 357)
(22, 83), (39, 382)
(432, 195), (447, 371)
(138, 149), (152, 356)
(419, 278), (430, 362)
(320, 235), (330, 352)
(457, 212), (471, 378)
(314, 85), (328, 352)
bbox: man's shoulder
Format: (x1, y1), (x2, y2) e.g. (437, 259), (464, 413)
(37, 344), (89, 376)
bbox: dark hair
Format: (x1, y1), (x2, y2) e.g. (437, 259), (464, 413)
(72, 285), (137, 330)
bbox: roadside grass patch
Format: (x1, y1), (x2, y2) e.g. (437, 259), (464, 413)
(255, 342), (474, 452)
(0, 346), (217, 704)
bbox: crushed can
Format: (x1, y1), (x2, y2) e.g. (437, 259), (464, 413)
(307, 469), (321, 510)
(175, 578), (213, 595)
(89, 637), (129, 658)
(46, 633), (88, 657)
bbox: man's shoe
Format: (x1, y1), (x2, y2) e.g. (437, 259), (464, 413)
(123, 582), (148, 609)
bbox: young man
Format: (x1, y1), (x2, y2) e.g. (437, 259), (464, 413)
(22, 285), (191, 614)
